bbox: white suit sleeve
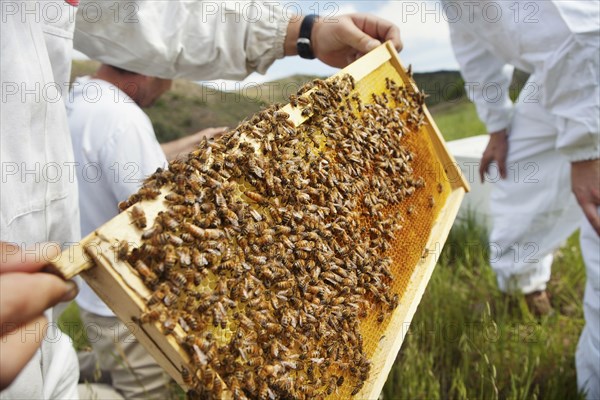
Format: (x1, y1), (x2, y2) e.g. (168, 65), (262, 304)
(540, 2), (600, 162)
(449, 24), (514, 134)
(74, 1), (288, 81)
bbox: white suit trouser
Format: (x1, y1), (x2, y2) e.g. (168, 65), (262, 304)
(576, 209), (600, 400)
(488, 102), (582, 294)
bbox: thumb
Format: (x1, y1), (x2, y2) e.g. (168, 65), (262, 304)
(339, 21), (381, 54)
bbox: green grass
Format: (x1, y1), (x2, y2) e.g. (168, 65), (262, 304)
(430, 101), (487, 141)
(382, 221), (585, 400)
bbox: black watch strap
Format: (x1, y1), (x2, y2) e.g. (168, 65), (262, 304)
(297, 14), (318, 59)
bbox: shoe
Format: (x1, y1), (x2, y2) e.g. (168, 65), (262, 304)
(524, 290), (553, 317)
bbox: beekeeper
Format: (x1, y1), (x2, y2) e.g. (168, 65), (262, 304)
(0, 1), (401, 397)
(443, 0), (599, 397)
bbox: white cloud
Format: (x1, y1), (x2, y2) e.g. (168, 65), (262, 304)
(371, 0), (459, 71)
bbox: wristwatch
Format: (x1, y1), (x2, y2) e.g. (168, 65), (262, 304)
(297, 14), (318, 59)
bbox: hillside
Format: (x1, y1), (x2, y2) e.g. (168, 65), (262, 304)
(70, 60), (497, 142)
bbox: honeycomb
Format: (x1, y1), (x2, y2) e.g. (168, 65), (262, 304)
(114, 60), (451, 400)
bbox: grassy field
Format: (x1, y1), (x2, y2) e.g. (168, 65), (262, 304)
(382, 221), (585, 400)
(62, 63), (586, 399)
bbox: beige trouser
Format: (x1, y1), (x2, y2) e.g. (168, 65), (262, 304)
(77, 309), (176, 400)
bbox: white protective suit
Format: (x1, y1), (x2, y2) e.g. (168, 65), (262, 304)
(444, 1), (599, 398)
(1, 1), (287, 397)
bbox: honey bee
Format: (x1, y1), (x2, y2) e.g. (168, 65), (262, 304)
(183, 223), (205, 238)
(163, 292), (178, 307)
(135, 260), (157, 284)
(138, 186), (161, 200)
(181, 365), (193, 386)
(163, 245), (176, 268)
(129, 205), (146, 229)
(228, 377), (243, 399)
(200, 209), (219, 228)
(170, 271), (187, 288)
(212, 375), (224, 398)
(116, 240), (129, 261)
(205, 228), (225, 240)
(301, 106), (313, 117)
(245, 191), (269, 205)
(150, 232), (172, 246)
(141, 222), (162, 240)
(161, 213), (180, 230)
(118, 200), (130, 212)
(325, 377), (338, 395)
(289, 94), (298, 108)
(138, 308), (161, 323)
(258, 381), (272, 400)
(178, 316), (190, 332)
(148, 288), (166, 305)
(274, 110), (290, 121)
(428, 195), (435, 208)
(178, 247), (191, 266)
(192, 344), (208, 366)
(351, 381), (364, 396)
(184, 314), (200, 331)
(169, 234), (184, 246)
(192, 248), (208, 267)
(255, 233), (274, 246)
(165, 193), (185, 203)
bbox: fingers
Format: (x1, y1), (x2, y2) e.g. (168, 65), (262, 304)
(497, 150), (507, 180)
(581, 202), (600, 236)
(479, 154), (491, 183)
(385, 24), (402, 51)
(199, 127), (228, 140)
(351, 14), (402, 51)
(339, 15), (382, 55)
(0, 242), (60, 274)
(0, 273), (77, 335)
(0, 315), (48, 391)
(479, 131), (509, 183)
(571, 159), (600, 236)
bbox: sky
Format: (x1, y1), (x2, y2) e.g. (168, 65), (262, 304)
(74, 1), (460, 89)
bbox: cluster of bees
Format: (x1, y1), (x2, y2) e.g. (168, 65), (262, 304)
(118, 74), (427, 399)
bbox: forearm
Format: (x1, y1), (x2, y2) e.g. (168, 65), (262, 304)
(284, 17), (302, 56)
(75, 1), (288, 80)
(161, 128), (228, 161)
(161, 136), (197, 161)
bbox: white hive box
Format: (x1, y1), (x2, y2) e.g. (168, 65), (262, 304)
(446, 134), (492, 230)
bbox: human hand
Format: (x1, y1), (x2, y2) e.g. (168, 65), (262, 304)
(0, 242), (78, 390)
(191, 126), (228, 143)
(571, 159), (600, 235)
(285, 14), (402, 68)
(479, 129), (509, 183)
(312, 14), (402, 67)
(161, 127), (228, 160)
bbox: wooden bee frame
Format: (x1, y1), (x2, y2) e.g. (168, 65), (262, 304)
(53, 42), (469, 399)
